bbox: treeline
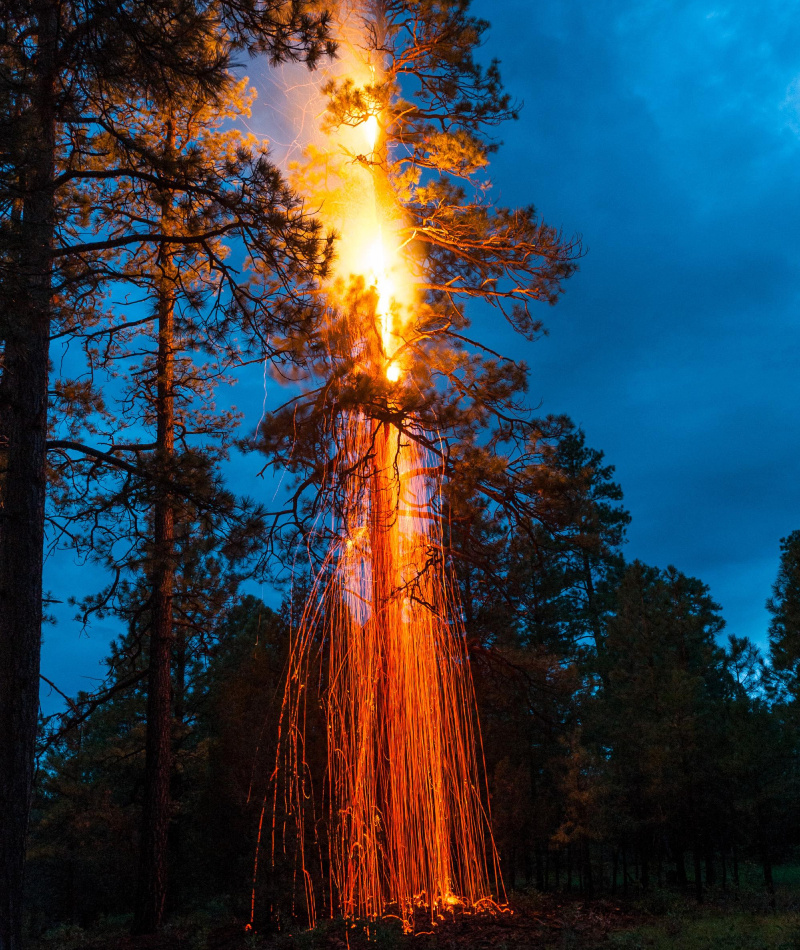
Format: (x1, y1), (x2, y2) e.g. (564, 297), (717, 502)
(464, 437), (800, 904)
(25, 422), (800, 933)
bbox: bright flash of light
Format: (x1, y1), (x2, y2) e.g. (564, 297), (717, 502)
(363, 113), (379, 151)
(365, 235), (401, 380)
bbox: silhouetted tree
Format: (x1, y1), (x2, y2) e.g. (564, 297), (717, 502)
(595, 562), (728, 899)
(0, 2), (332, 942)
(768, 530), (800, 700)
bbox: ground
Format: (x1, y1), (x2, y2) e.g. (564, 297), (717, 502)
(29, 866), (800, 950)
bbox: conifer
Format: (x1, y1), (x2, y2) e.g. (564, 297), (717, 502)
(257, 0), (580, 563)
(46, 70), (332, 931)
(0, 3), (332, 943)
(767, 529), (800, 698)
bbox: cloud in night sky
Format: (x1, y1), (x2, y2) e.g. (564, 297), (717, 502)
(41, 0), (800, 711)
(468, 0), (800, 641)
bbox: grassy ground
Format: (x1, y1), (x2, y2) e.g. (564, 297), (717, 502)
(29, 865), (800, 950)
(604, 913), (800, 950)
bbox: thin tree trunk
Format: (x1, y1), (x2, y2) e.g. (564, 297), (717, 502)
(0, 5), (57, 947)
(582, 552), (606, 672)
(622, 843), (628, 896)
(523, 831), (531, 885)
(133, 123), (177, 933)
(601, 844), (607, 894)
(583, 841), (593, 898)
(640, 832), (650, 892)
(656, 840), (662, 889)
(693, 842), (703, 903)
(704, 835), (715, 889)
(756, 806), (776, 911)
(676, 845), (688, 892)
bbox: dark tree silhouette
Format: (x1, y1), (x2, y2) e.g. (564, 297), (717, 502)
(0, 2), (332, 943)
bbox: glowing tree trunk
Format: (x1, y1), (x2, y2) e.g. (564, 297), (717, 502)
(276, 409), (499, 927)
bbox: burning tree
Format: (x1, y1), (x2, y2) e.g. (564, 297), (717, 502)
(256, 0), (580, 929)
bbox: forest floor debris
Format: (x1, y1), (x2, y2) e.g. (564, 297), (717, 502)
(29, 886), (800, 950)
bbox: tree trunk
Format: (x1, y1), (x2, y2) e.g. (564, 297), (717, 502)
(581, 552), (606, 670)
(169, 624), (187, 907)
(676, 846), (688, 892)
(693, 843), (703, 903)
(640, 833), (650, 892)
(133, 128), (177, 933)
(622, 843), (628, 896)
(0, 5), (57, 947)
(756, 806), (776, 911)
(582, 840), (593, 898)
(704, 851), (715, 889)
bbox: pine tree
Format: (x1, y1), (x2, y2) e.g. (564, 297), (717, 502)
(0, 4), (332, 944)
(543, 424), (629, 658)
(767, 530), (800, 699)
(455, 420), (627, 890)
(596, 562), (728, 898)
(46, 76), (332, 929)
(721, 637), (793, 907)
(257, 0), (580, 562)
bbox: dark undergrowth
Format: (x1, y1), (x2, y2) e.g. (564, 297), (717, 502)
(28, 864), (800, 950)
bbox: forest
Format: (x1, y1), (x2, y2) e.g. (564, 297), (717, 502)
(2, 1), (799, 949)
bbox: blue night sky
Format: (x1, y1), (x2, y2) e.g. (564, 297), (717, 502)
(41, 0), (800, 711)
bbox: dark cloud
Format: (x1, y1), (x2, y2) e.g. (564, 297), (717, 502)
(473, 0), (800, 642)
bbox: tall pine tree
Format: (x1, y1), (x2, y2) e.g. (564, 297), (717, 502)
(0, 3), (332, 944)
(258, 0), (580, 562)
